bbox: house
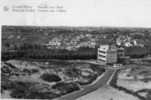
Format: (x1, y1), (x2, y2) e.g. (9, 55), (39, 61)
(116, 35), (134, 47)
(45, 38), (61, 48)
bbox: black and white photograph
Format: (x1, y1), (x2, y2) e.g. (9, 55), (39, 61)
(1, 26), (151, 100)
(1, 0), (151, 100)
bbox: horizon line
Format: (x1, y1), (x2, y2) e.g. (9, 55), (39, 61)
(2, 25), (151, 29)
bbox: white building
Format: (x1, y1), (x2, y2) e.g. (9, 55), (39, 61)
(45, 38), (61, 48)
(97, 45), (117, 64)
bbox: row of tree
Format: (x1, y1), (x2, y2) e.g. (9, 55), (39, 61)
(2, 42), (151, 61)
(2, 43), (97, 60)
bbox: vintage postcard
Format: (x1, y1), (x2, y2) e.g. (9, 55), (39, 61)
(1, 0), (151, 100)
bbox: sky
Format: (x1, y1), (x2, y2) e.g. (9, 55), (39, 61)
(1, 0), (151, 28)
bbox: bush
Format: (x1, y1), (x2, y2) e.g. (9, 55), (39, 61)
(90, 65), (105, 75)
(10, 81), (60, 99)
(10, 81), (32, 98)
(146, 91), (151, 100)
(52, 82), (80, 95)
(25, 91), (59, 99)
(77, 74), (97, 85)
(1, 78), (14, 90)
(40, 73), (61, 82)
(31, 69), (39, 73)
(11, 89), (26, 98)
(65, 68), (80, 78)
(22, 69), (31, 74)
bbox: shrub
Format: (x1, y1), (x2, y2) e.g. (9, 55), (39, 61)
(40, 73), (61, 82)
(65, 68), (80, 78)
(25, 91), (59, 99)
(10, 81), (60, 99)
(10, 81), (32, 98)
(90, 65), (105, 75)
(11, 89), (26, 98)
(52, 82), (80, 95)
(77, 74), (97, 85)
(146, 91), (151, 100)
(31, 69), (39, 73)
(1, 78), (14, 90)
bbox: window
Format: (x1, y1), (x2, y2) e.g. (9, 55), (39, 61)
(98, 54), (106, 58)
(98, 59), (106, 62)
(98, 50), (106, 54)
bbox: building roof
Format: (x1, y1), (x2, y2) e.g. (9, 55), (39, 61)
(99, 44), (117, 51)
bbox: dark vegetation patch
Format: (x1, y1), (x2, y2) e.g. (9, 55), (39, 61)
(40, 73), (61, 82)
(8, 81), (60, 99)
(77, 74), (98, 85)
(90, 65), (106, 75)
(1, 79), (60, 99)
(146, 91), (151, 100)
(136, 89), (151, 93)
(64, 67), (80, 78)
(1, 63), (22, 76)
(125, 46), (148, 58)
(141, 78), (151, 83)
(52, 82), (80, 95)
(22, 68), (39, 75)
(1, 77), (14, 91)
(2, 47), (97, 61)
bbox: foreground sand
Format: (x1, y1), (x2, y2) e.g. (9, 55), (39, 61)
(78, 86), (139, 100)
